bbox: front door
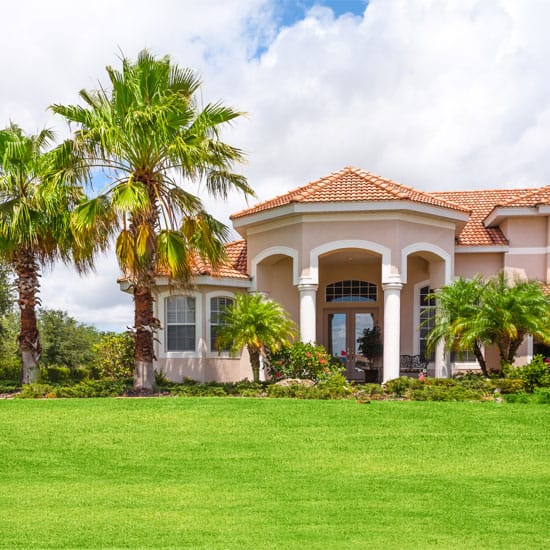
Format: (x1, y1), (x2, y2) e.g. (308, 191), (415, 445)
(327, 310), (376, 381)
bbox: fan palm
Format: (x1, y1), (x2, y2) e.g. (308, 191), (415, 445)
(216, 293), (297, 383)
(51, 50), (253, 391)
(0, 124), (95, 383)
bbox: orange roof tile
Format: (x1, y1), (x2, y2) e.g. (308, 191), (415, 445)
(231, 167), (470, 219)
(495, 185), (550, 207)
(188, 239), (248, 279)
(432, 188), (538, 246)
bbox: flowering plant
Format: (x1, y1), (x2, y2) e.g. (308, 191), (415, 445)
(266, 342), (342, 382)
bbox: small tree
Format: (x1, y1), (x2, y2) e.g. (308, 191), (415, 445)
(427, 272), (550, 374)
(216, 293), (297, 382)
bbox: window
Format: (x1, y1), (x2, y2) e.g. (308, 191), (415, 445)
(166, 296), (196, 351)
(210, 296), (234, 351)
(326, 280), (377, 303)
(419, 285), (435, 361)
(451, 350), (477, 363)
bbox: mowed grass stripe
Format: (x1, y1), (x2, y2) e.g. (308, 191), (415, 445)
(0, 398), (548, 549)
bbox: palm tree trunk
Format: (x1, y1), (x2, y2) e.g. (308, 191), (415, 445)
(13, 248), (41, 384)
(133, 282), (157, 391)
(473, 342), (488, 377)
(248, 347), (261, 383)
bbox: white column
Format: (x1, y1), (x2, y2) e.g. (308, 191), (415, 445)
(298, 283), (318, 343)
(434, 340), (450, 378)
(382, 279), (403, 382)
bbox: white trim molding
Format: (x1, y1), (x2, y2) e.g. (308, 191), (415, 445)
(157, 289), (203, 359)
(205, 291), (237, 358)
(401, 242), (452, 285)
(251, 246), (299, 291)
(309, 240), (393, 284)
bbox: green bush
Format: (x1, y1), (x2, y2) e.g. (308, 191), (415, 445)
(39, 365), (72, 384)
(267, 342), (341, 382)
(533, 387), (550, 404)
(55, 379), (127, 398)
(92, 332), (134, 380)
(0, 382), (19, 393)
(491, 378), (525, 394)
(0, 356), (22, 381)
(505, 355), (550, 392)
(17, 384), (57, 399)
(411, 385), (488, 402)
(384, 376), (415, 397)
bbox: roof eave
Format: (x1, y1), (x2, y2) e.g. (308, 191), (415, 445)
(232, 200), (470, 231)
(484, 206), (541, 227)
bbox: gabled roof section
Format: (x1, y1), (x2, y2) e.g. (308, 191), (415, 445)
(432, 189), (538, 246)
(231, 166), (470, 219)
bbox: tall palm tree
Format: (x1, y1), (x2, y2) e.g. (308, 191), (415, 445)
(426, 276), (489, 375)
(0, 124), (93, 383)
(216, 293), (297, 383)
(51, 50), (253, 391)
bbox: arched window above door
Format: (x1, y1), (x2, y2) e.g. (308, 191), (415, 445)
(326, 280), (377, 303)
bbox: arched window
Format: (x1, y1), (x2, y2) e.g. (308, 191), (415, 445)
(326, 280), (377, 303)
(166, 296), (196, 351)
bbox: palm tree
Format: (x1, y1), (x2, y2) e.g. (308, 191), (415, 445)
(51, 50), (253, 391)
(216, 293), (297, 383)
(0, 124), (93, 383)
(426, 276), (489, 375)
(480, 272), (550, 367)
(427, 273), (550, 374)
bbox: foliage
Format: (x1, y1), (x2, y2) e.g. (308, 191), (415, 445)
(51, 49), (253, 391)
(38, 308), (102, 370)
(428, 272), (550, 373)
(504, 355), (550, 392)
(0, 124), (98, 384)
(17, 379), (127, 399)
(357, 325), (383, 360)
(267, 341), (341, 382)
(216, 293), (297, 382)
(92, 331), (135, 380)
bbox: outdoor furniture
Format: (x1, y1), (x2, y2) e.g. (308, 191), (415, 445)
(355, 357), (382, 383)
(399, 354), (428, 376)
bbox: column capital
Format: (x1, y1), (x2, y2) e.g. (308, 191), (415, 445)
(297, 281), (319, 292)
(382, 281), (403, 292)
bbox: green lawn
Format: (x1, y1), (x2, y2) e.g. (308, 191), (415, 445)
(0, 398), (548, 549)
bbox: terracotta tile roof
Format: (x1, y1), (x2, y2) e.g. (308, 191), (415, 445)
(432, 189), (538, 246)
(231, 166), (470, 219)
(188, 239), (248, 279)
(495, 185), (550, 207)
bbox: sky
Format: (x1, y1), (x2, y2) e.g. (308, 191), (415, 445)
(1, 0), (550, 331)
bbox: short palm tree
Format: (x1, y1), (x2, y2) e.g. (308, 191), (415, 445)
(480, 272), (550, 367)
(428, 272), (550, 374)
(0, 124), (94, 383)
(216, 293), (297, 383)
(426, 276), (489, 375)
(51, 50), (253, 391)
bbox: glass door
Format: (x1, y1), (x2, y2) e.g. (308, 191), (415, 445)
(327, 310), (376, 381)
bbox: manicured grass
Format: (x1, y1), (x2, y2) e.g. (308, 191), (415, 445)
(0, 399), (549, 549)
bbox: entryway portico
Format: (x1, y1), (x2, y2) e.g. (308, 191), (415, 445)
(234, 168), (467, 382)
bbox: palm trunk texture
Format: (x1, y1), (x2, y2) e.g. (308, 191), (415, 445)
(248, 348), (261, 383)
(13, 248), (41, 384)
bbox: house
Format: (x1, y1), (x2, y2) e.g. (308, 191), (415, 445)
(137, 167), (550, 383)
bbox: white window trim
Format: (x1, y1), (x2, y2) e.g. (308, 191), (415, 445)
(413, 280), (430, 356)
(205, 291), (241, 359)
(158, 290), (203, 359)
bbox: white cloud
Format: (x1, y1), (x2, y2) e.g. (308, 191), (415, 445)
(2, 0), (550, 330)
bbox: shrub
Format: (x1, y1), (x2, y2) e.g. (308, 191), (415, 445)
(410, 385), (488, 402)
(267, 342), (341, 382)
(505, 355), (550, 392)
(491, 378), (525, 394)
(55, 379), (126, 398)
(533, 387), (550, 404)
(92, 332), (134, 380)
(17, 384), (56, 399)
(384, 376), (415, 397)
(39, 365), (71, 384)
(0, 356), (22, 381)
